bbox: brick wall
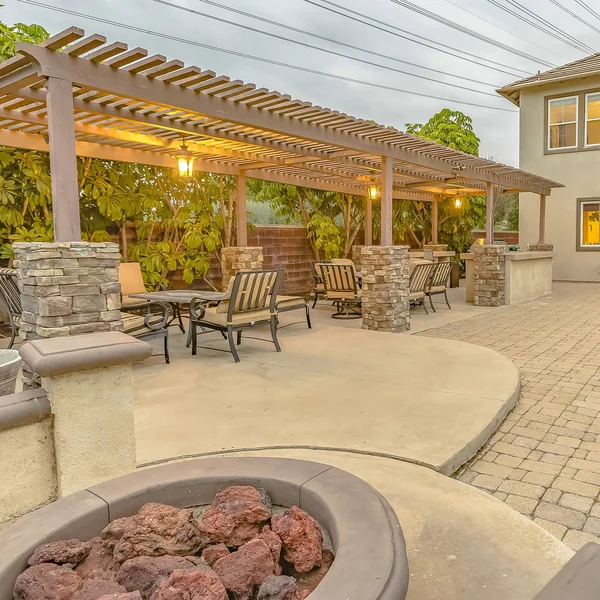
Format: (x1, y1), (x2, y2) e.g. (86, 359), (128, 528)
(470, 231), (519, 245)
(249, 225), (314, 294)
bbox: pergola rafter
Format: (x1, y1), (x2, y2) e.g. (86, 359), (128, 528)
(0, 27), (562, 245)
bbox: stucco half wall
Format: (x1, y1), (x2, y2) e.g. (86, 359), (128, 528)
(519, 74), (600, 282)
(505, 252), (554, 304)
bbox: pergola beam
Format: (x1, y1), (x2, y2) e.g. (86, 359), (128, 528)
(14, 42), (555, 195)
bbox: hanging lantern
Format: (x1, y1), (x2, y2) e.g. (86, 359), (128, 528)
(368, 184), (378, 200)
(454, 197), (463, 208)
(173, 141), (195, 177)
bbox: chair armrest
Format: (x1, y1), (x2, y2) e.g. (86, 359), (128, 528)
(143, 302), (169, 330)
(189, 298), (207, 320)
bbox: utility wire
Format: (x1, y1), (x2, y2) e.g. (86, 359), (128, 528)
(547, 0), (600, 37)
(444, 0), (572, 61)
(504, 0), (595, 52)
(17, 0), (519, 113)
(389, 0), (556, 67)
(190, 0), (502, 88)
(485, 0), (590, 54)
(304, 0), (532, 77)
(573, 0), (600, 23)
(151, 0), (499, 99)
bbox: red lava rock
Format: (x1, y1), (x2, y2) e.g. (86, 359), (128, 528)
(254, 526), (282, 576)
(256, 575), (297, 600)
(201, 544), (230, 567)
(116, 556), (202, 600)
(284, 549), (334, 599)
(271, 507), (323, 573)
(150, 566), (227, 600)
(198, 486), (272, 547)
(71, 579), (126, 600)
(102, 503), (206, 562)
(97, 593), (142, 600)
(212, 539), (275, 600)
(14, 563), (83, 600)
(28, 540), (93, 567)
(76, 538), (120, 581)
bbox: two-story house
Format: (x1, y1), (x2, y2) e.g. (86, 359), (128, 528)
(498, 56), (600, 281)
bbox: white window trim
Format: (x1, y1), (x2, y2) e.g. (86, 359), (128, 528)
(585, 92), (600, 147)
(580, 200), (600, 247)
(548, 95), (578, 151)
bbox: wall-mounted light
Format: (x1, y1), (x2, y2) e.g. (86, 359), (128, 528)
(173, 141), (195, 177)
(454, 198), (463, 208)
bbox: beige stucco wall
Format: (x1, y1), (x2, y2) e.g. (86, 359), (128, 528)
(43, 365), (137, 497)
(505, 254), (554, 304)
(0, 418), (56, 523)
(519, 75), (600, 281)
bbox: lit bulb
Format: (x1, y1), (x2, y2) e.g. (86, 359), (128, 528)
(454, 198), (462, 208)
(368, 185), (378, 200)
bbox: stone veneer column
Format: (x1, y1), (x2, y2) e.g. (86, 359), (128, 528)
(221, 246), (263, 291)
(528, 242), (554, 251)
(473, 245), (506, 307)
(13, 241), (123, 341)
(360, 246), (410, 333)
(351, 245), (364, 270)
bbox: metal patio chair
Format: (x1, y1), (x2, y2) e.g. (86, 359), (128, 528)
(0, 268), (21, 348)
(319, 262), (362, 319)
(120, 303), (171, 363)
(425, 261), (453, 312)
(409, 262), (434, 314)
(189, 269), (283, 363)
(275, 295), (311, 329)
(309, 260), (330, 308)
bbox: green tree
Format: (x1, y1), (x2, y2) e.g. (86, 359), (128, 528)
(0, 19), (49, 61)
(405, 108), (486, 252)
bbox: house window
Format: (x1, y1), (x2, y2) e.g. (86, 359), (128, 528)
(548, 96), (578, 150)
(586, 93), (600, 146)
(581, 201), (600, 247)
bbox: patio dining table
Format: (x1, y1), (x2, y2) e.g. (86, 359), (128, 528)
(129, 290), (225, 333)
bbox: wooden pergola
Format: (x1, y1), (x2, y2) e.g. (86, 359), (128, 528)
(0, 27), (562, 245)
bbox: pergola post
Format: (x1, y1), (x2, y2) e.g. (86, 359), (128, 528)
(236, 171), (247, 247)
(431, 198), (439, 244)
(539, 194), (546, 242)
(45, 76), (80, 242)
(364, 196), (373, 246)
(380, 156), (393, 246)
(485, 182), (495, 244)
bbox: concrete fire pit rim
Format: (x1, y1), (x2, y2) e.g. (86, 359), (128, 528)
(0, 456), (409, 600)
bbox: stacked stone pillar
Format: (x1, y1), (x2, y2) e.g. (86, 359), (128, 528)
(360, 246), (410, 333)
(221, 246), (263, 291)
(351, 245), (364, 271)
(473, 245), (506, 307)
(13, 241), (123, 341)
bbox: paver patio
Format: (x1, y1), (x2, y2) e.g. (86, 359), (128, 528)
(420, 281), (600, 550)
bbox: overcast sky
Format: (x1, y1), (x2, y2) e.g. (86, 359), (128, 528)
(2, 0), (595, 165)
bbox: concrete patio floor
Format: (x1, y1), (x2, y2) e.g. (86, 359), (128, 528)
(134, 305), (519, 474)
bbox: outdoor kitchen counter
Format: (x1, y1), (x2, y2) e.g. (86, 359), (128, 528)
(461, 251), (554, 305)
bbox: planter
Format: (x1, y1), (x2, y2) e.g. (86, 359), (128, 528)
(0, 457), (409, 600)
(0, 349), (21, 396)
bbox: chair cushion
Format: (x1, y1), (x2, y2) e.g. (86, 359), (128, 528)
(121, 295), (149, 309)
(276, 295), (307, 309)
(315, 283), (325, 292)
(409, 291), (425, 300)
(121, 312), (164, 335)
(428, 284), (446, 293)
(326, 289), (362, 301)
(197, 306), (273, 327)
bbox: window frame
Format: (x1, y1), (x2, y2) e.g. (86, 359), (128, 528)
(547, 95), (578, 151)
(585, 92), (600, 147)
(576, 198), (600, 252)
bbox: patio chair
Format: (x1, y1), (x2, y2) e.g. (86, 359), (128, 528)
(309, 260), (330, 308)
(0, 268), (21, 348)
(492, 240), (507, 246)
(275, 295), (311, 329)
(319, 262), (361, 319)
(119, 262), (185, 333)
(425, 261), (453, 312)
(189, 269), (283, 363)
(120, 302), (171, 363)
(409, 262), (434, 314)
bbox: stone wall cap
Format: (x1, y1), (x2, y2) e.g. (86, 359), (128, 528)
(19, 332), (153, 377)
(0, 388), (51, 432)
(505, 251), (554, 260)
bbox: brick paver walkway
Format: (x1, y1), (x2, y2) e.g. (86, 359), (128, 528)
(420, 282), (600, 550)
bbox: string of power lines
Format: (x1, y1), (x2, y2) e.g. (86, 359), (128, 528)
(15, 0), (600, 115)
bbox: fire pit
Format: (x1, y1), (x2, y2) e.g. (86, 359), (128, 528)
(0, 457), (409, 600)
